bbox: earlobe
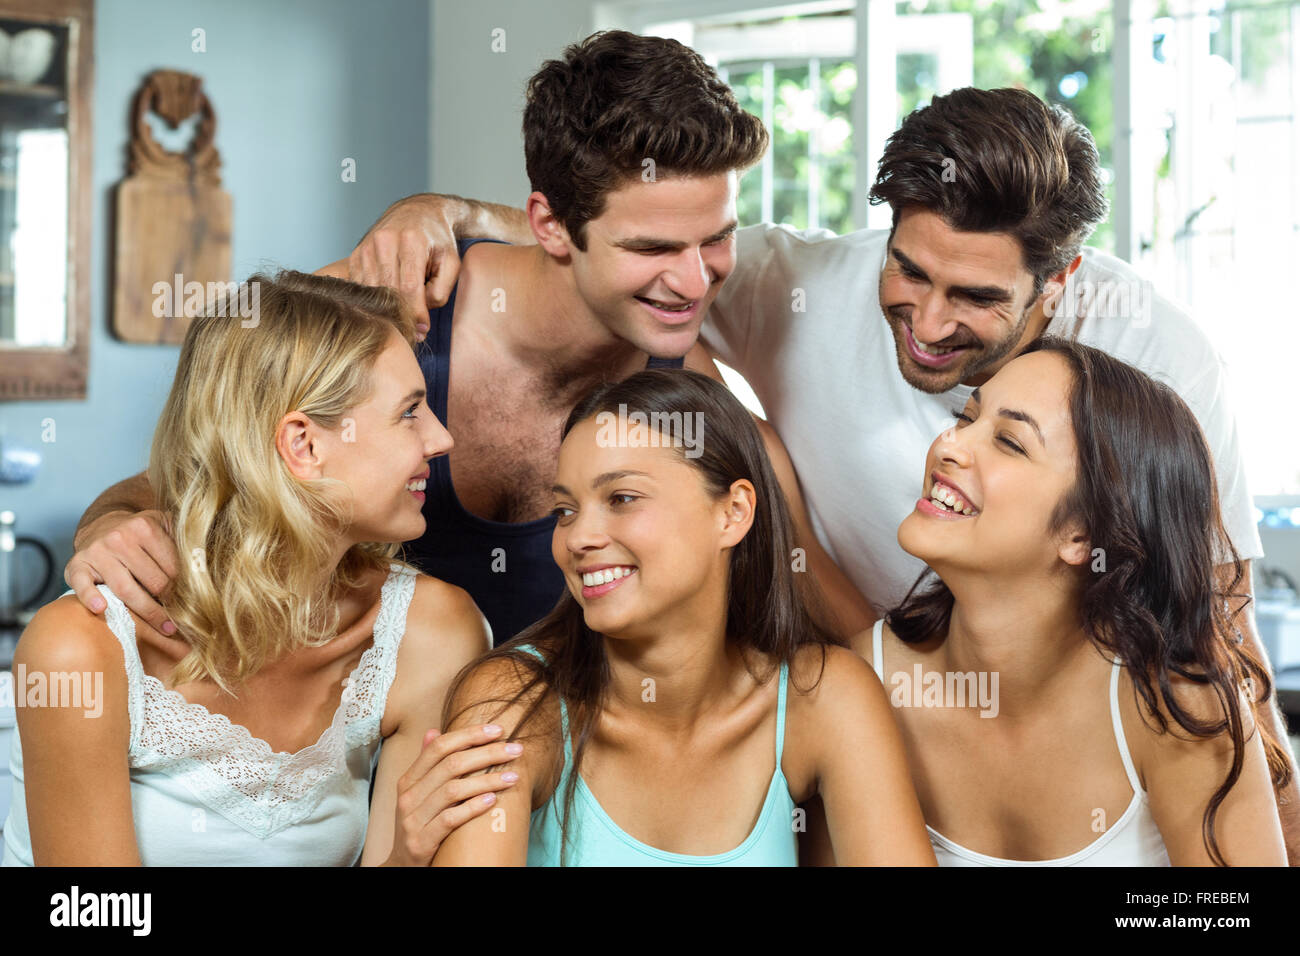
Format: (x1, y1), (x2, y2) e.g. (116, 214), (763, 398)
(1058, 528), (1092, 568)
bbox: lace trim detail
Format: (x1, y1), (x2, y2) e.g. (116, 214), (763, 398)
(96, 564), (417, 840)
(98, 583), (146, 752)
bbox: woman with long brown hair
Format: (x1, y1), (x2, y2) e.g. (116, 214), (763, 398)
(859, 338), (1287, 866)
(431, 369), (935, 866)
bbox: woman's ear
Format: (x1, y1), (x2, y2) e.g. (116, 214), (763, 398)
(718, 478), (757, 548)
(1057, 521), (1092, 568)
(275, 411), (324, 480)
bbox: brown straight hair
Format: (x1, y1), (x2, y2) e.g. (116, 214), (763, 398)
(440, 370), (836, 864)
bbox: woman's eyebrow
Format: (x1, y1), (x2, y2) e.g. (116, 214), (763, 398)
(393, 387), (425, 410)
(552, 470), (653, 496)
(998, 409), (1045, 446)
(970, 388), (1045, 446)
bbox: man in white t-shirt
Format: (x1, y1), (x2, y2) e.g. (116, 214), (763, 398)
(703, 221), (1261, 613)
(318, 84), (1296, 859)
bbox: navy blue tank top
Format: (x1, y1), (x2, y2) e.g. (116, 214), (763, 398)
(402, 238), (685, 645)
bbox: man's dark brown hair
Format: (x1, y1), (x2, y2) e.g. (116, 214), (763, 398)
(523, 30), (769, 250)
(869, 87), (1109, 296)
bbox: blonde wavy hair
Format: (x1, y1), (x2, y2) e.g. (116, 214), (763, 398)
(149, 270), (420, 693)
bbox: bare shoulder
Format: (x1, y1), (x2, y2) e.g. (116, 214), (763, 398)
(379, 571), (490, 732)
(785, 643), (887, 738)
(13, 594), (131, 739)
(789, 642), (883, 701)
(1121, 663), (1249, 774)
(399, 572), (492, 672)
(782, 642), (894, 801)
(17, 593), (132, 677)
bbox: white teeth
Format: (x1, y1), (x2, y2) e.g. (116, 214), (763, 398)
(930, 483), (977, 516)
(582, 566), (636, 587)
(405, 478), (426, 491)
(914, 336), (955, 356)
(641, 298), (691, 312)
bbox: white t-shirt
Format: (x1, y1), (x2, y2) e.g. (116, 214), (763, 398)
(702, 223), (1263, 613)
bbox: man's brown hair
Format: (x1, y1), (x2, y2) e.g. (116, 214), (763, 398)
(523, 30), (769, 250)
(869, 87), (1109, 296)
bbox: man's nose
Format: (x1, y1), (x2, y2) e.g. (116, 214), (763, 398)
(911, 290), (960, 345)
(664, 248), (712, 301)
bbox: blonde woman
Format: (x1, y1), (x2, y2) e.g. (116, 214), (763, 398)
(2, 272), (518, 866)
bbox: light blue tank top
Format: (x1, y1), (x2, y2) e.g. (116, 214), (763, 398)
(518, 645), (799, 866)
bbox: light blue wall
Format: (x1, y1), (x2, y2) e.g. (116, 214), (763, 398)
(430, 0), (594, 203)
(0, 0), (430, 605)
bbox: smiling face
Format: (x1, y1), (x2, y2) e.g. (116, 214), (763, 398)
(897, 350), (1087, 578)
(311, 328), (453, 545)
(550, 416), (752, 639)
(880, 206), (1058, 394)
(565, 172), (739, 360)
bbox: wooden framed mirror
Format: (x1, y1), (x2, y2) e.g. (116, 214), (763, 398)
(0, 0), (91, 400)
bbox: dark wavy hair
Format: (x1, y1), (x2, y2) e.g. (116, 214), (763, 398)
(869, 87), (1109, 298)
(523, 30), (769, 251)
(886, 337), (1290, 866)
(441, 370), (836, 864)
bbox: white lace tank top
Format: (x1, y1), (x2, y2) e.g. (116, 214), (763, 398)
(870, 619), (1171, 866)
(2, 563), (418, 867)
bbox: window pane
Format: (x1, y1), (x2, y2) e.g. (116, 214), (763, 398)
(894, 0), (1115, 253)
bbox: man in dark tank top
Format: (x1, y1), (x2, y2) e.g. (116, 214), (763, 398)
(405, 238), (688, 643)
(320, 32), (768, 642)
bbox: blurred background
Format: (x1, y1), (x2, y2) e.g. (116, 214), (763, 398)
(0, 1), (1298, 729)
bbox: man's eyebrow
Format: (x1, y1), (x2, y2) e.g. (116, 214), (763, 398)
(969, 388), (1044, 446)
(395, 388), (425, 409)
(892, 247), (1016, 303)
(613, 221), (738, 252)
(552, 469), (653, 496)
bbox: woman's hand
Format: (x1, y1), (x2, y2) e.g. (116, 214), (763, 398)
(383, 723), (523, 866)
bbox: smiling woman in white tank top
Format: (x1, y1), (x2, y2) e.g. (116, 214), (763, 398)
(841, 339), (1287, 867)
(3, 273), (513, 867)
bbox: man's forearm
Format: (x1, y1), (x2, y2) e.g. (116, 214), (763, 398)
(450, 194), (533, 246)
(74, 472), (154, 550)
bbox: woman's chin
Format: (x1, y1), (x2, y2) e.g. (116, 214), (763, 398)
(897, 513), (937, 562)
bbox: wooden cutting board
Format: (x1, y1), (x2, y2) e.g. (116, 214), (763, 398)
(113, 70), (231, 344)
